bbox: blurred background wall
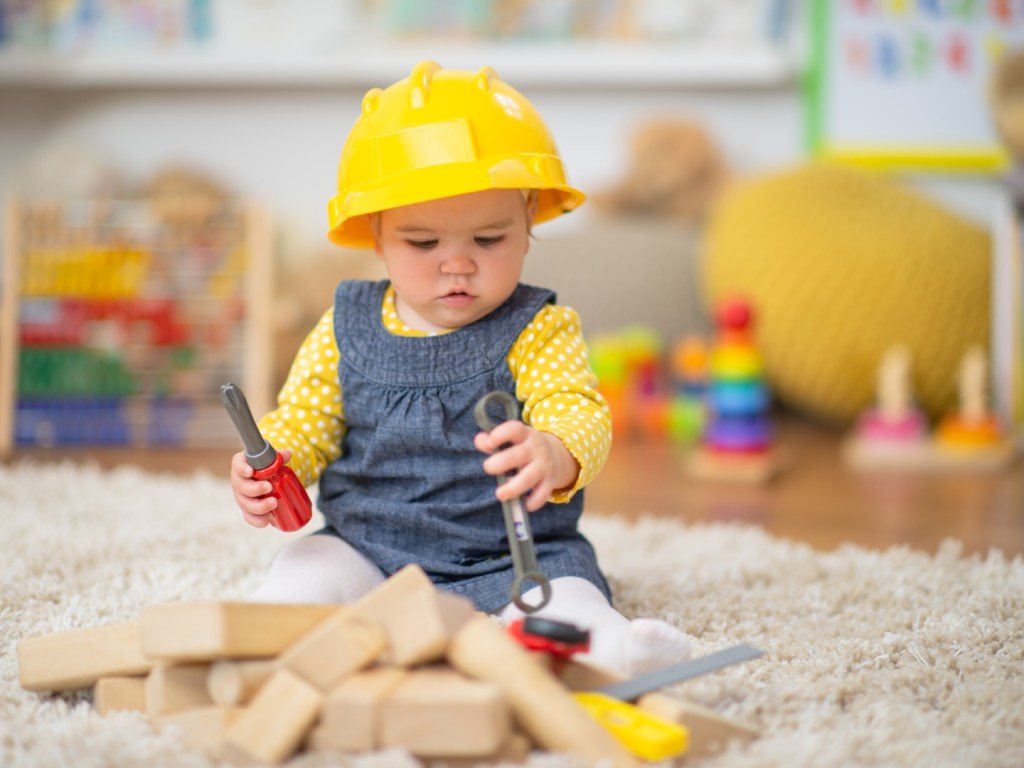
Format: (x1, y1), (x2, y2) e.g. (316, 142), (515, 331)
(2, 0), (1021, 448)
(0, 1), (809, 245)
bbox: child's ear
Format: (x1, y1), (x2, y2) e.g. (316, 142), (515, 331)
(369, 213), (384, 257)
(526, 190), (539, 222)
(523, 190), (539, 245)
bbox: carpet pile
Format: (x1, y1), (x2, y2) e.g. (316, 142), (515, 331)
(1, 461), (1022, 767)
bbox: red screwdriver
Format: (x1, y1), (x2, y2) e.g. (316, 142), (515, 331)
(221, 382), (312, 532)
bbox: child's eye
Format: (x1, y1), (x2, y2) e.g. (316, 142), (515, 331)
(407, 239), (437, 250)
(475, 235), (505, 247)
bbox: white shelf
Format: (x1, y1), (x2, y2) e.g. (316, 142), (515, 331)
(0, 41), (797, 90)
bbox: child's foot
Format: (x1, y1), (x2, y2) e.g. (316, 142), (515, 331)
(620, 618), (693, 676)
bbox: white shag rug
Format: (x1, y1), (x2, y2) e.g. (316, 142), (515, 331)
(1, 460), (1023, 768)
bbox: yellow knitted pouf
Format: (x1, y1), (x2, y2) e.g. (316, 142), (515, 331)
(701, 163), (991, 427)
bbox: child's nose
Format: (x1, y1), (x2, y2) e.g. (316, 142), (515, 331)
(441, 250), (476, 275)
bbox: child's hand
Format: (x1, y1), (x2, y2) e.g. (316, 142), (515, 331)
(230, 449), (294, 529)
(474, 421), (580, 512)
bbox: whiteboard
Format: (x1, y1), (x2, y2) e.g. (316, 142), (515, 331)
(807, 0), (1024, 172)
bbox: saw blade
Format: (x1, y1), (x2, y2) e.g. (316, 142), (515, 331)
(597, 643), (764, 702)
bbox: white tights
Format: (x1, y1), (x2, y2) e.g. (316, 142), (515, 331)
(250, 535), (691, 676)
(249, 535), (386, 604)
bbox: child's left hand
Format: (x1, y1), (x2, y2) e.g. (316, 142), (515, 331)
(475, 420), (580, 512)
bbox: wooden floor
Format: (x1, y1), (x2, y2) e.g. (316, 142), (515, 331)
(6, 417), (1023, 558)
(588, 419), (1024, 558)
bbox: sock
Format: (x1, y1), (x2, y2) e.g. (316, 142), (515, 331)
(619, 618), (694, 676)
(498, 576), (692, 676)
(249, 534), (385, 604)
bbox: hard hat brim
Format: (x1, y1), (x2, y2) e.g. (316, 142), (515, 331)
(327, 159), (586, 249)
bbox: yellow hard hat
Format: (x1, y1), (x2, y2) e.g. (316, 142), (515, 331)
(327, 60), (586, 248)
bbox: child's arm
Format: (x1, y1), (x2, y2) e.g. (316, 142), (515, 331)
(476, 304), (612, 511)
(230, 308), (345, 526)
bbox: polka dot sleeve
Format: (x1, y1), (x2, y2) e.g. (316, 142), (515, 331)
(256, 308), (345, 488)
(508, 304), (612, 503)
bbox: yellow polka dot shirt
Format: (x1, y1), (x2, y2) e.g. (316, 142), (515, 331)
(259, 284), (612, 503)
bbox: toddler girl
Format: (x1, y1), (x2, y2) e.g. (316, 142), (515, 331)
(230, 61), (691, 675)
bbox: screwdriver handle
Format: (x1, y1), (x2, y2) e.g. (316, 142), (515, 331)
(251, 454), (313, 532)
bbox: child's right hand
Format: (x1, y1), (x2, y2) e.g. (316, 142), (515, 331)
(230, 449), (294, 528)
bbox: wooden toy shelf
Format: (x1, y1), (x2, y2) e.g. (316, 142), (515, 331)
(0, 199), (272, 455)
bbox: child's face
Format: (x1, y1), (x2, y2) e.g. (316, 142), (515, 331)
(373, 189), (534, 333)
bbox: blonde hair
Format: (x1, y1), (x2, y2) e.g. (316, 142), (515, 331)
(368, 189), (539, 244)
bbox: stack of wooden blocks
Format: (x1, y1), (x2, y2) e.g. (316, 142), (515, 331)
(18, 564), (757, 765)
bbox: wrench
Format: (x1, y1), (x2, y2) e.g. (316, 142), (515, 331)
(474, 390), (552, 613)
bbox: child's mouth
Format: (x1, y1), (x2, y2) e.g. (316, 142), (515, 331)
(441, 290), (473, 307)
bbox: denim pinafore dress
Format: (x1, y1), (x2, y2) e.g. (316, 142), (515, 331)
(317, 279), (611, 613)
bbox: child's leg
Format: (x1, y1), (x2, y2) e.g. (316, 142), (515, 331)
(249, 534), (385, 604)
(498, 576), (692, 676)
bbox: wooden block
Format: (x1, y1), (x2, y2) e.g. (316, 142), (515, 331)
(140, 602), (339, 661)
(94, 676), (147, 715)
(18, 621), (152, 692)
(346, 564), (436, 663)
(279, 613), (385, 691)
(318, 666), (408, 752)
(349, 564), (434, 626)
(557, 658), (760, 758)
(635, 692), (759, 758)
(222, 668), (324, 765)
(145, 663), (213, 718)
(378, 667), (509, 757)
(379, 666), (511, 758)
(423, 732), (532, 767)
(207, 659), (278, 706)
(555, 657), (617, 692)
(384, 590), (476, 667)
(155, 706), (243, 758)
(306, 725), (341, 753)
(289, 563), (445, 670)
(447, 616), (637, 768)
(344, 563), (477, 666)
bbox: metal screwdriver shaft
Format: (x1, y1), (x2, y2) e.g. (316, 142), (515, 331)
(221, 383), (276, 470)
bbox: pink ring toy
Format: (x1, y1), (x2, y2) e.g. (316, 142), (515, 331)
(858, 409), (928, 442)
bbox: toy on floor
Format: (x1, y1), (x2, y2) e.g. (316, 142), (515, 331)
(572, 691), (689, 761)
(844, 346), (1015, 471)
(685, 298), (783, 483)
(846, 346), (930, 461)
(589, 326), (671, 440)
(595, 643), (763, 702)
(506, 616), (591, 658)
(667, 335), (709, 444)
(587, 328), (714, 443)
(934, 347), (1008, 454)
(17, 565), (762, 764)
